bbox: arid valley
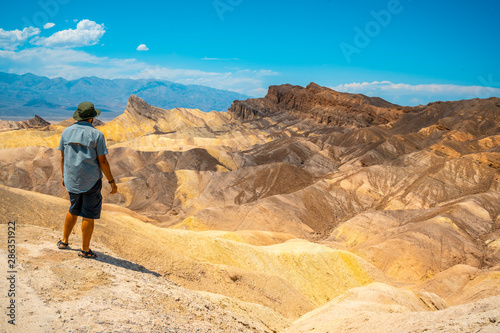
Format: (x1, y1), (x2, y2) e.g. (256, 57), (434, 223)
(1, 83), (500, 332)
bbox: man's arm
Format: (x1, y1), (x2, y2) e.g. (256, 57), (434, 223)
(97, 154), (118, 194)
(60, 151), (65, 187)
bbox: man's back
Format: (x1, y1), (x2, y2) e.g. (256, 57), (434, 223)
(57, 102), (117, 259)
(58, 121), (108, 194)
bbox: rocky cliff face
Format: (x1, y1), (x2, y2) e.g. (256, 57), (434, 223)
(228, 83), (406, 129)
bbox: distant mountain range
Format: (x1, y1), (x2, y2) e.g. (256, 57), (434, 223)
(0, 72), (249, 122)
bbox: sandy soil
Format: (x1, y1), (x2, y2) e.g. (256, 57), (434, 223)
(0, 223), (290, 333)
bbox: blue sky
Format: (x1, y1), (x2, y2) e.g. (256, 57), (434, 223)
(0, 0), (499, 105)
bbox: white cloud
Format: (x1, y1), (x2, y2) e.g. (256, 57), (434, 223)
(0, 27), (40, 50)
(34, 20), (105, 48)
(43, 23), (55, 30)
(202, 57), (240, 61)
(332, 81), (500, 106)
(0, 47), (142, 79)
(136, 44), (149, 51)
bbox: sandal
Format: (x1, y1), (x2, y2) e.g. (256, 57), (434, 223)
(57, 240), (69, 249)
(78, 249), (97, 259)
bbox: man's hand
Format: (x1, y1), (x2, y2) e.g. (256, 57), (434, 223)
(110, 182), (118, 194)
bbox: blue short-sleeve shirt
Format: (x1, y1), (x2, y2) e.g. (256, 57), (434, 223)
(58, 121), (108, 194)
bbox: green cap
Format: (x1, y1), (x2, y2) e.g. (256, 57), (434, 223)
(73, 102), (101, 121)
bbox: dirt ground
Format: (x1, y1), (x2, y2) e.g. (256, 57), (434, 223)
(0, 223), (290, 333)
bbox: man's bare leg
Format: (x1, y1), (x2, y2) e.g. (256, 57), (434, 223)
(62, 212), (78, 244)
(81, 218), (94, 252)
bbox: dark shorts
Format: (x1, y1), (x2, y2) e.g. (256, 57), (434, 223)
(69, 179), (102, 219)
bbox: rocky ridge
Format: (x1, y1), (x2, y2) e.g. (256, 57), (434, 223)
(228, 83), (405, 129)
(0, 115), (50, 131)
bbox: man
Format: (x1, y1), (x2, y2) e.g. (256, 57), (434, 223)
(57, 102), (118, 258)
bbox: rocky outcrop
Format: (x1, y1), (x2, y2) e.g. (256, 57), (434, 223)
(0, 115), (50, 131)
(228, 83), (406, 129)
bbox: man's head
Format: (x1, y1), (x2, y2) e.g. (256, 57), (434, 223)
(73, 102), (101, 122)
